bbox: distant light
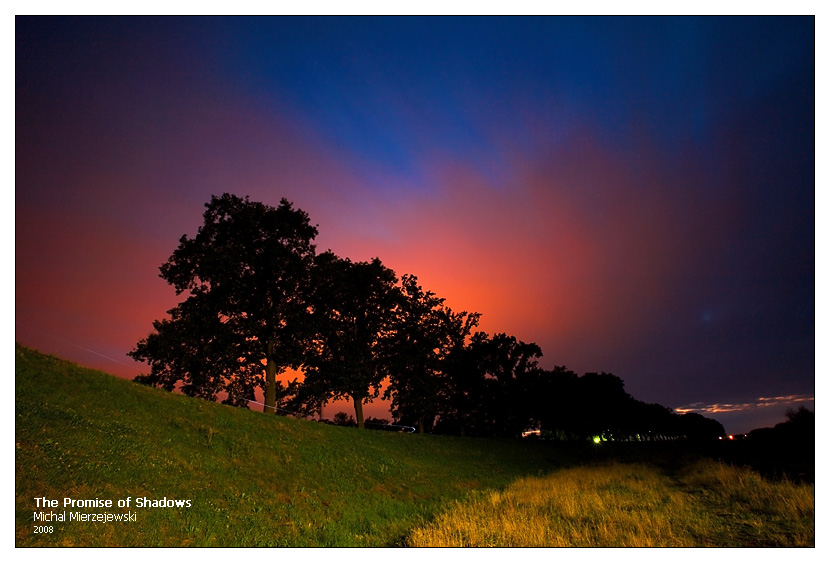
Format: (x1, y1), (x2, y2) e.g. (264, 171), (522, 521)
(728, 435), (734, 440)
(593, 436), (601, 444)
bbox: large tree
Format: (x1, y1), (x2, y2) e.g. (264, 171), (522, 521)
(301, 252), (399, 429)
(130, 193), (318, 413)
(524, 365), (580, 439)
(433, 326), (488, 437)
(432, 331), (543, 437)
(385, 274), (479, 433)
(475, 333), (544, 437)
(130, 293), (260, 406)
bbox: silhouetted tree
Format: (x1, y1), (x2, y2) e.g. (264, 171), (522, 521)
(433, 331), (541, 437)
(385, 274), (479, 433)
(131, 293), (259, 405)
(476, 333), (543, 437)
(567, 372), (632, 438)
(280, 371), (329, 419)
(332, 411), (356, 427)
(129, 194), (318, 413)
(525, 365), (580, 439)
(740, 405), (814, 481)
(302, 252), (400, 429)
(774, 405), (814, 449)
(678, 412), (725, 441)
(530, 370), (691, 441)
(626, 401), (681, 440)
(429, 315), (483, 436)
(785, 404), (814, 428)
(364, 416), (391, 426)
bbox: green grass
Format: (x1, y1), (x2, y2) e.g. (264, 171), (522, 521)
(15, 344), (814, 547)
(15, 344), (564, 547)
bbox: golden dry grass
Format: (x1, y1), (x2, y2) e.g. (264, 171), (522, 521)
(408, 460), (814, 547)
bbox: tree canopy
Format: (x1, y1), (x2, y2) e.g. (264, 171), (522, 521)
(130, 193), (318, 413)
(131, 193), (726, 441)
(298, 252), (400, 428)
(384, 274), (477, 433)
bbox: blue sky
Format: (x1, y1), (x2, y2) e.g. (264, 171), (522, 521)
(16, 16), (815, 432)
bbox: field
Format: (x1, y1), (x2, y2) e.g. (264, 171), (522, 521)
(15, 344), (814, 547)
(408, 460), (814, 547)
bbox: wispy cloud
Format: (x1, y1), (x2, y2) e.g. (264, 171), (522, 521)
(675, 394), (814, 414)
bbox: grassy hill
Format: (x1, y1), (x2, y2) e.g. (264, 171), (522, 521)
(15, 344), (813, 547)
(15, 344), (567, 547)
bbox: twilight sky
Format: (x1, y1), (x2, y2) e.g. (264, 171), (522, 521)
(15, 16), (815, 433)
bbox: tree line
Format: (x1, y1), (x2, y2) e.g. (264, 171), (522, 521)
(130, 194), (724, 441)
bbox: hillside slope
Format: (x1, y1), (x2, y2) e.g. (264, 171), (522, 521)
(15, 344), (563, 547)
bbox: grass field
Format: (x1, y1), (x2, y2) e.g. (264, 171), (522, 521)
(408, 460), (814, 547)
(15, 344), (814, 547)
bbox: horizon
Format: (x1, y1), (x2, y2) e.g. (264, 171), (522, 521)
(15, 16), (815, 437)
(12, 338), (811, 437)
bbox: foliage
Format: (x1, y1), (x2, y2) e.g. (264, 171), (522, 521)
(421, 312), (482, 436)
(130, 194), (318, 412)
(530, 371), (725, 442)
(128, 193), (726, 439)
(385, 274), (478, 433)
(447, 332), (544, 437)
(300, 252), (400, 428)
(332, 411), (356, 427)
(130, 295), (260, 406)
(677, 412), (726, 441)
(723, 405), (814, 481)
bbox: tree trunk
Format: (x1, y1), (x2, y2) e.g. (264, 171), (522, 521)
(264, 341), (276, 414)
(417, 416), (425, 434)
(352, 395), (365, 429)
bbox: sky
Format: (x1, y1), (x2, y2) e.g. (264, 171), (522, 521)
(15, 16), (815, 434)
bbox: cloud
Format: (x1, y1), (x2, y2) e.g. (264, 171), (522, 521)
(675, 394), (814, 414)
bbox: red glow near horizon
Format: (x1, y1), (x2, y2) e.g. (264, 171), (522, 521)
(15, 18), (814, 437)
(11, 126), (791, 429)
